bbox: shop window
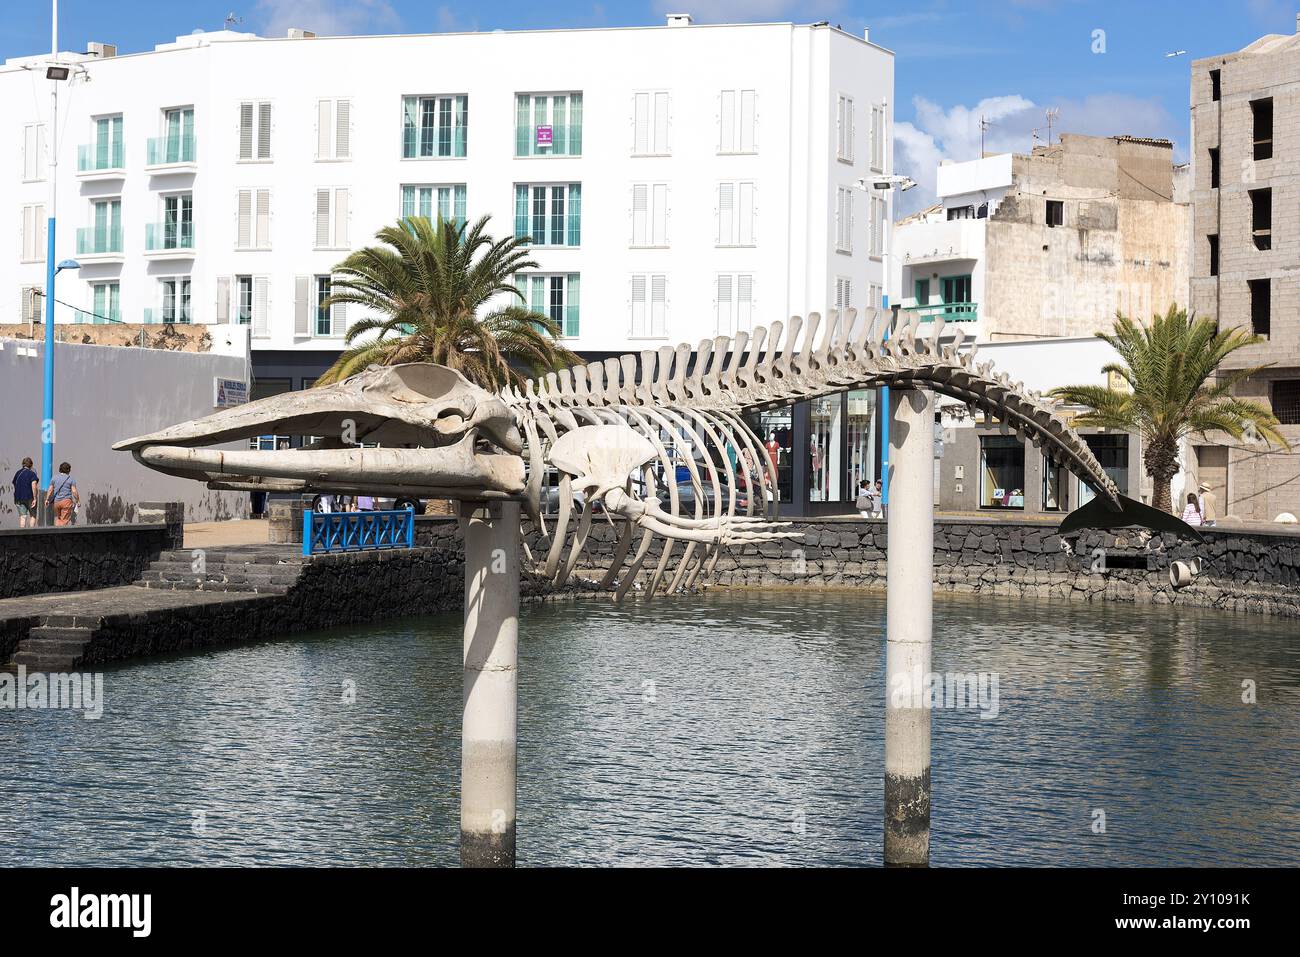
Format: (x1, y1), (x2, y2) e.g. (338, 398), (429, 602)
(809, 394), (843, 502)
(980, 435), (1025, 509)
(1078, 434), (1130, 505)
(1042, 457), (1065, 511)
(749, 407), (793, 505)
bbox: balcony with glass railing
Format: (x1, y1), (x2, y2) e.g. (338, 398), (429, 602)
(76, 141), (125, 177)
(145, 134), (197, 169)
(901, 302), (979, 323)
(75, 225), (124, 260)
(144, 221), (195, 257)
(142, 307), (192, 324)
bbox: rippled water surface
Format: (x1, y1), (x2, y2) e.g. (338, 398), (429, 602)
(3, 591), (1298, 866)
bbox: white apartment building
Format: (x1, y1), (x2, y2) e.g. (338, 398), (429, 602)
(2, 15), (894, 396)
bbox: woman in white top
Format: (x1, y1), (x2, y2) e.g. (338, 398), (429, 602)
(1180, 492), (1202, 526)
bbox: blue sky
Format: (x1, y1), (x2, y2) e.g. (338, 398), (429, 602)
(5, 0), (1296, 210)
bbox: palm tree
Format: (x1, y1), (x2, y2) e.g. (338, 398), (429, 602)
(1049, 305), (1288, 513)
(314, 215), (578, 390)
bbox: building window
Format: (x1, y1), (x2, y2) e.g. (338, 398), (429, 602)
(160, 277), (191, 323)
(315, 275), (345, 336)
(1208, 147), (1220, 189)
(914, 278), (930, 305)
(1046, 199), (1064, 228)
(835, 187), (854, 253)
(835, 276), (852, 312)
(228, 275), (270, 336)
(719, 89), (756, 154)
(238, 100), (272, 161)
(870, 195), (886, 256)
(1272, 380), (1300, 425)
(630, 273), (668, 338)
(1251, 98), (1273, 161)
(1208, 234), (1219, 276)
(1209, 68), (1221, 102)
(86, 115), (124, 171)
(942, 274), (973, 309)
(316, 98), (351, 160)
(1080, 434), (1129, 502)
(836, 94), (854, 163)
(980, 435), (1025, 509)
(515, 92), (582, 157)
(717, 181), (756, 247)
(157, 193), (194, 250)
(153, 107), (195, 165)
(314, 188), (350, 250)
(514, 184), (580, 247)
(515, 273), (580, 337)
(1043, 457), (1065, 511)
(90, 281), (120, 325)
(1250, 188), (1272, 250)
(84, 198), (122, 254)
(715, 273), (755, 335)
(631, 183), (669, 247)
(236, 188), (271, 250)
(402, 95), (468, 158)
(22, 124), (46, 182)
(20, 204), (46, 262)
(236, 276), (254, 325)
(632, 91), (670, 155)
(1249, 278), (1270, 337)
(947, 205), (975, 221)
(871, 103), (886, 172)
(402, 184), (466, 228)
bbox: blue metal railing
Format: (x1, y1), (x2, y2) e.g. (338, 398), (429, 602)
(302, 508), (415, 556)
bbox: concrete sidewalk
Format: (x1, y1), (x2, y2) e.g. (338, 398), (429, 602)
(183, 519), (270, 549)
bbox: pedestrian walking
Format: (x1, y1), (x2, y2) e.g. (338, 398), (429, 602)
(11, 456), (39, 528)
(1181, 492), (1203, 527)
(855, 479), (876, 518)
(45, 462), (80, 527)
(1197, 482), (1218, 527)
(874, 478), (886, 519)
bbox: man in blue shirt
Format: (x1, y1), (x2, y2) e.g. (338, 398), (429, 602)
(11, 456), (39, 528)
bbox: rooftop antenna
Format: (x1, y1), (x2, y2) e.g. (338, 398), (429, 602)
(1045, 107), (1060, 146)
(979, 114), (991, 156)
(224, 12), (243, 30)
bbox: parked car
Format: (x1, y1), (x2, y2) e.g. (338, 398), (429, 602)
(658, 481), (749, 514)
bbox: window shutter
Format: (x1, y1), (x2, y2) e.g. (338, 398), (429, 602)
(237, 190), (252, 248)
(655, 92), (669, 153)
(334, 188), (349, 247)
(565, 274), (580, 337)
(632, 185), (648, 245)
(514, 184), (528, 238)
(737, 274), (754, 331)
(335, 100), (350, 159)
(332, 301), (346, 337)
(317, 100), (332, 159)
(720, 90), (735, 152)
(738, 182), (755, 246)
(216, 277), (230, 323)
(631, 274), (646, 335)
(848, 101), (855, 162)
(315, 189), (331, 247)
(651, 274), (667, 337)
(634, 93), (649, 154)
(255, 189), (271, 248)
(257, 102), (272, 159)
(718, 182), (734, 245)
(294, 275), (310, 336)
(253, 276), (270, 337)
(239, 103), (254, 159)
(741, 91), (756, 152)
(653, 184), (668, 246)
(566, 183), (580, 246)
(716, 274), (733, 334)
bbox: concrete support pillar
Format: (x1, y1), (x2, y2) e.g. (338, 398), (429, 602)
(458, 499), (521, 867)
(884, 388), (933, 866)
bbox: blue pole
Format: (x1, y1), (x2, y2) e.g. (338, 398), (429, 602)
(41, 216), (56, 522)
(302, 510), (313, 557)
(880, 294), (891, 508)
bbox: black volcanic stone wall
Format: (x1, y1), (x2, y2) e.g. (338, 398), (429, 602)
(0, 523), (175, 599)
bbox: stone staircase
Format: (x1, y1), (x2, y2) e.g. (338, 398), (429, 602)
(132, 546), (307, 594)
(10, 617), (99, 671)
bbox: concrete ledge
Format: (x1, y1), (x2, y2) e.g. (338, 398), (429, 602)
(0, 516), (180, 600)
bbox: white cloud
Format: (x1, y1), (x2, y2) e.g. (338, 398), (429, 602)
(255, 0), (400, 38)
(893, 92), (1179, 215)
(650, 1), (843, 23)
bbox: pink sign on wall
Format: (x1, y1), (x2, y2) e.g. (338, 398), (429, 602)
(536, 125), (553, 147)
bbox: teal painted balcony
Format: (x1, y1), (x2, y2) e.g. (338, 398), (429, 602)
(902, 302), (979, 323)
(75, 225), (124, 260)
(142, 307), (191, 324)
(145, 134), (197, 169)
(144, 221), (194, 257)
(76, 142), (125, 177)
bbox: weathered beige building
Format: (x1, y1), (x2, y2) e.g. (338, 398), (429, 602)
(1190, 21), (1300, 521)
(894, 133), (1189, 345)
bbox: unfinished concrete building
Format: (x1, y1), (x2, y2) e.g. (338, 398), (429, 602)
(894, 133), (1189, 345)
(1191, 21), (1300, 521)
